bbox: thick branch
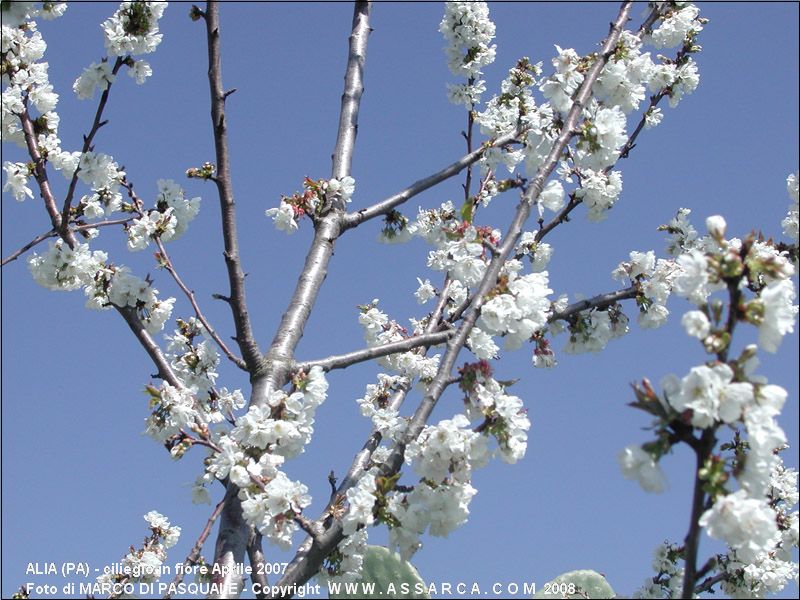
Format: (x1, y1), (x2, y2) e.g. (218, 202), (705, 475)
(342, 131), (519, 230)
(331, 1), (371, 182)
(293, 329), (452, 373)
(1, 228), (56, 266)
(204, 0), (261, 371)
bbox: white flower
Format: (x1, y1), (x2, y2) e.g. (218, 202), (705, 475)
(699, 490), (778, 563)
(673, 249), (712, 304)
(342, 473), (377, 535)
(414, 278), (436, 304)
(757, 279), (797, 353)
(648, 5), (703, 49)
(102, 1), (167, 57)
(127, 59), (152, 84)
(265, 201), (298, 234)
(705, 214), (727, 239)
(538, 180), (565, 214)
(644, 107), (663, 129)
(681, 310), (710, 339)
(574, 169), (623, 222)
(618, 445), (667, 493)
(467, 327), (498, 360)
(783, 172), (799, 242)
(2, 161), (33, 201)
(327, 176), (355, 203)
(73, 62), (115, 100)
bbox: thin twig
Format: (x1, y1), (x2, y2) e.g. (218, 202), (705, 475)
(1, 229), (56, 266)
(693, 571), (728, 596)
(163, 499), (226, 599)
(154, 238), (247, 371)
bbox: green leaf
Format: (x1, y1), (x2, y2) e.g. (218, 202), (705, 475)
(532, 570), (615, 599)
(328, 546), (430, 599)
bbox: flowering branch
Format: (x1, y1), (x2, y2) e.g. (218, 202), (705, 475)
(59, 56), (125, 236)
(342, 130), (519, 230)
(293, 330), (453, 373)
(203, 0), (261, 371)
(549, 286), (638, 322)
(19, 108), (75, 246)
(153, 237), (247, 371)
(267, 5), (636, 592)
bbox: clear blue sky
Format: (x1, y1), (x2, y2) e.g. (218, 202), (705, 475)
(2, 2), (798, 599)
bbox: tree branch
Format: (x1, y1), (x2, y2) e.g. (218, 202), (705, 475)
(331, 1), (371, 182)
(549, 286), (638, 322)
(154, 237), (247, 371)
(163, 498), (226, 600)
(60, 56), (125, 237)
(204, 0), (262, 371)
(115, 305), (184, 388)
(1, 228), (56, 266)
(19, 108), (76, 247)
(681, 427), (716, 599)
(342, 131), (519, 231)
(246, 532), (269, 600)
(293, 329), (452, 373)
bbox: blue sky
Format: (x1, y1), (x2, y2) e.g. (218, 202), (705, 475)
(2, 2), (798, 599)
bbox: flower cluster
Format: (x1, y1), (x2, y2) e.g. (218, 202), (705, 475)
(622, 189), (798, 596)
(127, 179), (201, 251)
(439, 1), (496, 108)
(95, 510), (179, 591)
(632, 541), (685, 598)
(613, 250), (679, 329)
(355, 374), (408, 442)
(103, 1), (166, 56)
(458, 361), (531, 463)
(2, 4), (76, 191)
(266, 176), (355, 233)
(358, 300), (441, 380)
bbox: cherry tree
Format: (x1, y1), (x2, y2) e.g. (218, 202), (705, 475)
(2, 2), (798, 599)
